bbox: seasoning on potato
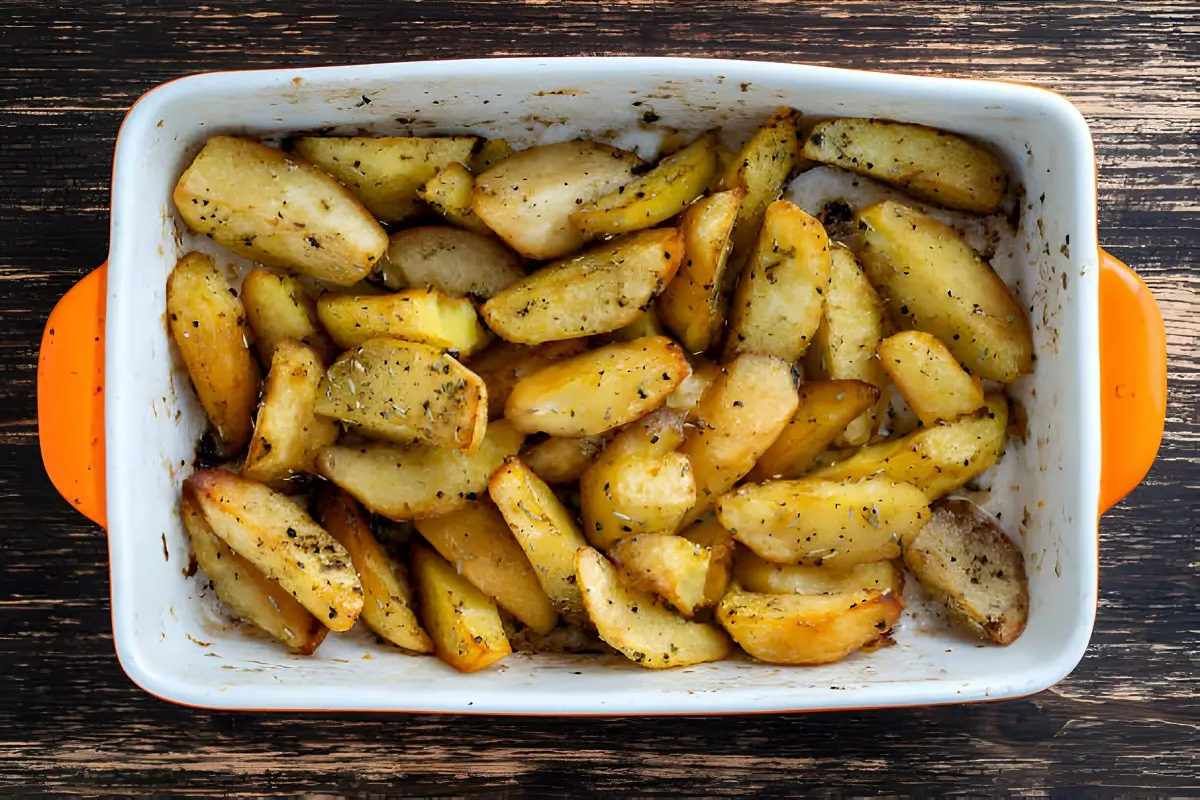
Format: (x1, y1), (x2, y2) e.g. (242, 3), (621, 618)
(316, 288), (491, 355)
(380, 226), (525, 299)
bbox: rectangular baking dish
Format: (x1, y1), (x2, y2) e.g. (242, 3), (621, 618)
(37, 57), (1166, 714)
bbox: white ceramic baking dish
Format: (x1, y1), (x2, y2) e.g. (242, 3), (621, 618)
(37, 57), (1166, 714)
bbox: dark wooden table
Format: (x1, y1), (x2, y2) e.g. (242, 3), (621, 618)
(2, 1), (1196, 794)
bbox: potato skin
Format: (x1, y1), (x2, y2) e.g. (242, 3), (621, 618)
(523, 434), (611, 485)
(609, 533), (713, 618)
(380, 226), (525, 299)
(240, 267), (334, 365)
(877, 330), (984, 425)
(316, 289), (491, 356)
(411, 543), (511, 673)
(734, 549), (905, 597)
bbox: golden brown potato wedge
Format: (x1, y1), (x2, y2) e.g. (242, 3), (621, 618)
(663, 357), (723, 421)
(314, 338), (487, 451)
(419, 161), (495, 236)
(481, 228), (684, 345)
(184, 468), (362, 630)
(717, 586), (903, 665)
(489, 457), (590, 625)
(677, 353), (800, 528)
(808, 392), (1009, 499)
(854, 201), (1033, 382)
(380, 226), (525, 299)
(570, 134), (717, 238)
(466, 339), (588, 420)
(240, 267), (335, 365)
(801, 118), (1008, 214)
(580, 408), (695, 549)
(724, 200), (832, 362)
(470, 138), (514, 174)
(877, 330), (984, 425)
(681, 520), (736, 611)
(472, 139), (641, 259)
(243, 340), (340, 488)
(293, 135), (477, 224)
(414, 501), (558, 634)
(748, 379), (881, 481)
(576, 546), (731, 668)
(902, 498), (1028, 645)
(611, 533), (722, 618)
(182, 490), (328, 655)
(174, 136), (387, 286)
(734, 548), (904, 596)
(316, 288), (491, 356)
(656, 188), (742, 354)
(166, 252), (260, 455)
(315, 488), (433, 653)
(715, 476), (929, 566)
(505, 336), (690, 437)
(523, 434), (611, 485)
(411, 542), (511, 673)
(593, 307), (666, 345)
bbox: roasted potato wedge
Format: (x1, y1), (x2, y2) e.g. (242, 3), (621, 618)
(877, 330), (984, 425)
(664, 357), (722, 421)
(681, 520), (736, 611)
(734, 548), (904, 596)
(411, 542), (511, 673)
(677, 353), (800, 528)
(505, 336), (690, 437)
(166, 252), (260, 455)
(716, 476), (929, 566)
(855, 201), (1033, 382)
(581, 408), (695, 549)
(717, 586), (903, 665)
(243, 340), (340, 488)
(316, 488), (433, 653)
(472, 139), (641, 259)
(523, 434), (611, 485)
(182, 490), (328, 654)
(414, 501), (559, 634)
(241, 267), (334, 365)
(801, 118), (1008, 214)
(576, 546), (732, 668)
(184, 469), (363, 630)
(470, 138), (514, 173)
(174, 136), (387, 285)
(611, 533), (724, 618)
(314, 338), (487, 451)
(293, 135), (477, 224)
(724, 200), (832, 362)
(481, 228), (684, 345)
(380, 226), (525, 299)
(903, 498), (1028, 645)
(317, 419), (524, 520)
(466, 339), (588, 420)
(570, 134), (717, 238)
(316, 288), (490, 356)
(808, 392), (1009, 499)
(749, 379), (881, 481)
(594, 307), (666, 345)
(656, 188), (742, 354)
(489, 457), (590, 625)
(419, 162), (494, 235)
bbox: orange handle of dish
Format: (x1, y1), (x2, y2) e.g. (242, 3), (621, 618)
(38, 263), (107, 528)
(1098, 249), (1166, 514)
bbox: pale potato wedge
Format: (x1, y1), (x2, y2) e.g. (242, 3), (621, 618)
(902, 498), (1028, 645)
(677, 354), (800, 528)
(681, 520), (736, 611)
(489, 457), (590, 625)
(166, 252), (260, 455)
(470, 138), (514, 174)
(466, 339), (588, 420)
(411, 543), (511, 673)
(243, 339), (340, 488)
(184, 468), (363, 630)
(293, 135), (477, 224)
(580, 408), (695, 549)
(801, 118), (1008, 214)
(380, 226), (525, 299)
(472, 139), (641, 259)
(877, 330), (984, 425)
(656, 188), (742, 354)
(182, 489), (327, 655)
(174, 136), (387, 285)
(314, 338), (487, 451)
(414, 501), (558, 634)
(715, 476), (929, 566)
(240, 267), (335, 365)
(724, 200), (832, 362)
(748, 379), (881, 481)
(807, 392), (1009, 499)
(570, 134), (717, 238)
(576, 546), (731, 668)
(593, 307), (666, 345)
(523, 434), (611, 485)
(316, 488), (433, 653)
(419, 162), (495, 236)
(316, 288), (491, 356)
(317, 419), (524, 520)
(734, 548), (904, 596)
(663, 357), (722, 421)
(804, 244), (886, 445)
(611, 533), (718, 618)
(717, 586), (903, 665)
(481, 228), (684, 345)
(855, 201), (1033, 382)
(505, 336), (690, 437)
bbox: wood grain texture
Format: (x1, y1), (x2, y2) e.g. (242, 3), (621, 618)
(0, 0), (1196, 794)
